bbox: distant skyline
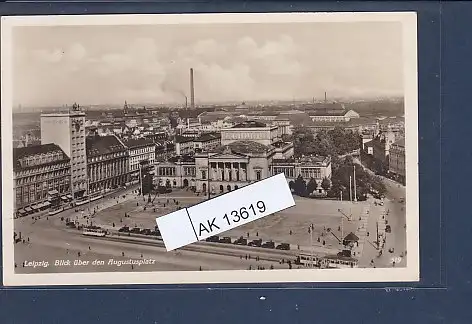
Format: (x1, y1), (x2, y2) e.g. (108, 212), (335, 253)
(12, 21), (404, 108)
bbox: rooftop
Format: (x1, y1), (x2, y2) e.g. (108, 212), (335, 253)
(213, 140), (272, 154)
(123, 138), (155, 149)
(86, 135), (126, 157)
(13, 143), (69, 171)
(272, 155), (330, 166)
(195, 132), (221, 142)
(232, 121), (268, 128)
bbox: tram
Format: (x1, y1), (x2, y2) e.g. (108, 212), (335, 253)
(82, 227), (107, 237)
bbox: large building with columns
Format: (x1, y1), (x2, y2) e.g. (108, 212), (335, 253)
(86, 135), (130, 195)
(154, 140), (331, 196)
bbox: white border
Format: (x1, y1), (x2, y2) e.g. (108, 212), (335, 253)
(1, 12), (419, 286)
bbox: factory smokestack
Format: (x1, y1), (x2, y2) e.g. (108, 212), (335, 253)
(190, 68), (195, 109)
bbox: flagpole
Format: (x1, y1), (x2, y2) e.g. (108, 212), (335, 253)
(353, 165), (357, 202)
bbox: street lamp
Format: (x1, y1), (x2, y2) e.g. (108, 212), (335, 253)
(207, 153), (211, 200)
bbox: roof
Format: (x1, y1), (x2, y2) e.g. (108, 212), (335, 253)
(175, 135), (195, 144)
(308, 110), (347, 117)
(232, 121), (268, 128)
(344, 232), (359, 242)
(194, 133), (221, 142)
(123, 138), (154, 149)
(272, 155), (330, 166)
(86, 135), (126, 157)
(213, 140), (271, 154)
(168, 155), (196, 163)
(13, 143), (69, 171)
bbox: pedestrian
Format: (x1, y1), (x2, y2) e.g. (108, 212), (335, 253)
(78, 252), (81, 257)
(256, 231), (259, 237)
(88, 246), (91, 250)
(199, 266), (202, 271)
(141, 253), (143, 258)
(289, 230), (292, 235)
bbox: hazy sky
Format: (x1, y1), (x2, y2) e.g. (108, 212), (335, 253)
(12, 22), (403, 107)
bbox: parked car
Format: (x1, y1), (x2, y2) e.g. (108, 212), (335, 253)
(206, 236), (220, 243)
(276, 243), (290, 250)
(219, 237), (232, 244)
(118, 226), (130, 233)
(261, 241), (275, 249)
(248, 239), (262, 247)
(233, 237), (248, 245)
(130, 227), (141, 234)
(140, 228), (152, 235)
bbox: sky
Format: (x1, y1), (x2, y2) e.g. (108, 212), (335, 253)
(12, 21), (404, 108)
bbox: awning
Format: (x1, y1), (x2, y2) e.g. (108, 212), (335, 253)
(25, 207), (32, 212)
(43, 201), (51, 207)
(48, 190), (59, 195)
(37, 203), (44, 208)
(31, 205), (39, 209)
(18, 209), (26, 214)
(66, 194), (73, 199)
(61, 196), (68, 201)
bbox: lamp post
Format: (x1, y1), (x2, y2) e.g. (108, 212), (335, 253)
(207, 154), (211, 200)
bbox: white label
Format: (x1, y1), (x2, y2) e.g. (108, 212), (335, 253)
(156, 173), (295, 251)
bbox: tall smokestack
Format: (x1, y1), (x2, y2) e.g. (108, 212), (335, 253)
(324, 91), (327, 103)
(190, 68), (195, 109)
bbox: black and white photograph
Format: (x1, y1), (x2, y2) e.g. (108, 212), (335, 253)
(1, 13), (419, 286)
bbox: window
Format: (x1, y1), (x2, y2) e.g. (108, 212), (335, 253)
(201, 170), (207, 180)
(256, 170), (262, 181)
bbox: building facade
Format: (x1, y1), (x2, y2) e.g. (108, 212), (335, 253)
(40, 103), (88, 198)
(123, 138), (155, 182)
(86, 135), (129, 194)
(388, 138), (406, 184)
(13, 144), (71, 216)
(221, 121), (280, 146)
(270, 156), (332, 194)
(154, 140), (331, 196)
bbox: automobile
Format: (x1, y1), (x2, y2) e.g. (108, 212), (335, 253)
(130, 227), (141, 234)
(233, 237), (248, 245)
(118, 226), (130, 233)
(150, 230), (161, 236)
(248, 239), (262, 247)
(66, 222), (76, 228)
(385, 225), (392, 233)
(261, 241), (275, 249)
(140, 228), (152, 235)
(206, 236), (220, 243)
(219, 237), (232, 244)
(276, 243), (290, 250)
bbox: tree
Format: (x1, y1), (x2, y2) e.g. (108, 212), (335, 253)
(321, 177), (331, 191)
(306, 178), (318, 195)
(293, 175), (307, 196)
(288, 181), (295, 191)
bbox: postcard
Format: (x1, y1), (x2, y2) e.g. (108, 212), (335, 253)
(1, 12), (419, 286)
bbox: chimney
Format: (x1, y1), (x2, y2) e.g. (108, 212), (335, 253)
(324, 92), (327, 103)
(185, 96), (188, 110)
(190, 68), (195, 109)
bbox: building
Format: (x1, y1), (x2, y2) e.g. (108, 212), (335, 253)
(123, 138), (156, 183)
(154, 140), (331, 197)
(388, 138), (406, 184)
(86, 135), (129, 195)
(40, 103), (88, 199)
(174, 132), (222, 156)
(221, 121), (280, 146)
(308, 109), (360, 123)
(193, 133), (221, 153)
(270, 156), (332, 195)
(175, 136), (195, 156)
(13, 144), (71, 216)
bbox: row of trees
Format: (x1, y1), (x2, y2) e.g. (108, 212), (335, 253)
(327, 156), (387, 201)
(291, 126), (362, 158)
(289, 176), (331, 197)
